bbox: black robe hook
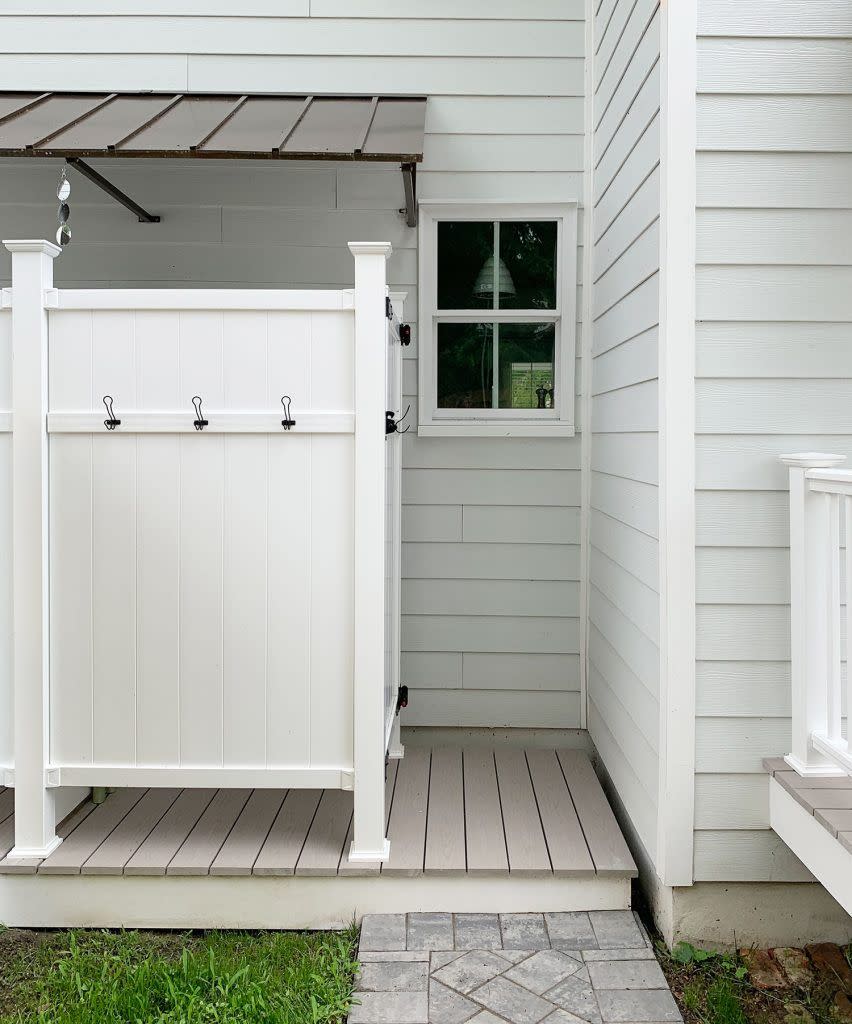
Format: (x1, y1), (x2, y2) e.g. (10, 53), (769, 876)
(192, 395), (208, 430)
(281, 395), (296, 430)
(102, 395), (120, 430)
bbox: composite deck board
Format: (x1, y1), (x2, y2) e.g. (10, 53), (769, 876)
(124, 789), (217, 876)
(295, 790), (353, 876)
(557, 750), (637, 876)
(494, 748), (551, 875)
(463, 747), (510, 874)
(253, 790), (323, 876)
(167, 789), (252, 876)
(0, 749), (637, 880)
(82, 789), (182, 875)
(39, 789), (147, 875)
(526, 748), (595, 877)
(424, 746), (466, 874)
(338, 759), (399, 877)
(210, 790), (286, 876)
(382, 745), (431, 876)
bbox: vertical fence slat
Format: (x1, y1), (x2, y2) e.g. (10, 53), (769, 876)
(828, 493), (843, 743)
(846, 497), (852, 748)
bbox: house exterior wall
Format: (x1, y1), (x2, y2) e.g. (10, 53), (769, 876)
(587, 0), (662, 865)
(694, 0), (852, 881)
(0, 1), (586, 730)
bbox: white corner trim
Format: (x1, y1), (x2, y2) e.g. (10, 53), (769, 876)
(656, 0), (697, 887)
(579, 0), (596, 731)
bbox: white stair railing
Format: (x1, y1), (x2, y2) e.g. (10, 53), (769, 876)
(781, 453), (852, 777)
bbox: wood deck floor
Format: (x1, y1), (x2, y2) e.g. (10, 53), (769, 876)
(765, 756), (852, 852)
(0, 748), (636, 879)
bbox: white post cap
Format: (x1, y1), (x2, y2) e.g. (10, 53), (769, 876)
(3, 239), (61, 257)
(779, 453), (847, 469)
(348, 242), (393, 258)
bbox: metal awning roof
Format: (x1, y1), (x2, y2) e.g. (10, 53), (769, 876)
(0, 92), (426, 226)
(0, 92), (426, 162)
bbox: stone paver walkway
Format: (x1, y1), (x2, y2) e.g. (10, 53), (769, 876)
(349, 911), (682, 1024)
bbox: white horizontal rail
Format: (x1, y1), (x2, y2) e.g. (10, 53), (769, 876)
(52, 766), (354, 790)
(44, 288), (356, 311)
(47, 410), (354, 434)
(0, 412), (12, 432)
(781, 452), (852, 779)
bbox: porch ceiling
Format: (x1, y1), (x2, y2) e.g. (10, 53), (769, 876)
(0, 92), (427, 162)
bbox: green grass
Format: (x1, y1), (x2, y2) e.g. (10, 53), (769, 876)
(0, 927), (359, 1024)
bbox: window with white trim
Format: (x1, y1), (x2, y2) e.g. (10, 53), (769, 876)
(418, 202), (577, 437)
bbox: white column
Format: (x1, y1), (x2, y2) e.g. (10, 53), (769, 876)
(781, 453), (847, 777)
(4, 240), (61, 856)
(348, 241), (392, 862)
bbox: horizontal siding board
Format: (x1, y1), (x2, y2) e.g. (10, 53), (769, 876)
(590, 511), (659, 591)
(592, 273), (660, 357)
(402, 652), (462, 690)
(423, 134), (584, 174)
(697, 209), (852, 266)
(698, 38), (852, 95)
(593, 329), (659, 396)
(696, 662), (792, 719)
(697, 267), (852, 323)
(402, 542), (579, 581)
(698, 96), (852, 153)
(590, 472), (659, 539)
(696, 605), (791, 661)
(1, 17), (585, 58)
(593, 223), (660, 318)
(587, 670), (658, 806)
(589, 587), (660, 698)
(697, 153), (852, 209)
(403, 579), (579, 618)
(588, 628), (659, 752)
(462, 652), (581, 691)
(693, 830), (812, 883)
(595, 8), (660, 154)
(694, 774), (769, 830)
(590, 432), (658, 487)
(695, 718), (791, 774)
(402, 436), (581, 471)
(187, 56), (585, 97)
(403, 469), (580, 506)
(402, 506), (462, 543)
(402, 689), (582, 728)
(591, 379), (658, 434)
(696, 548), (790, 606)
(697, 323), (852, 379)
(697, 380), (852, 434)
(696, 491), (789, 548)
(697, 436), (852, 491)
(0, 54), (190, 91)
(425, 96), (586, 135)
(595, 117), (660, 237)
(594, 174), (660, 280)
(590, 548), (659, 641)
(698, 0), (852, 37)
(462, 506), (580, 544)
(402, 615), (580, 655)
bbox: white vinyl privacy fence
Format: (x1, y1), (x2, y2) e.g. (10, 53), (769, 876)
(0, 239), (401, 863)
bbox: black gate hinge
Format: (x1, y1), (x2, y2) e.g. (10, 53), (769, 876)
(396, 685), (409, 714)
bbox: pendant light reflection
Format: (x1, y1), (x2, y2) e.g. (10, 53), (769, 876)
(473, 254), (515, 302)
(56, 164), (71, 248)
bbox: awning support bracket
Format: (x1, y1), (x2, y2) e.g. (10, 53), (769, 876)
(67, 157), (160, 224)
(401, 162), (417, 229)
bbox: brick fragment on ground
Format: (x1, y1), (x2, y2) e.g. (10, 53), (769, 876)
(833, 992), (852, 1021)
(783, 1001), (815, 1024)
(739, 948), (788, 989)
(771, 948), (814, 989)
(806, 944), (852, 995)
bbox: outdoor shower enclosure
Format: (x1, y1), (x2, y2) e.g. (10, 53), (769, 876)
(0, 239), (402, 863)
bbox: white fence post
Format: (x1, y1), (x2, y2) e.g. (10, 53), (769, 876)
(781, 453), (847, 777)
(348, 241), (392, 862)
(4, 240), (61, 856)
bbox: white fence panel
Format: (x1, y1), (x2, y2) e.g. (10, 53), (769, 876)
(48, 306), (356, 774)
(0, 306), (10, 772)
(384, 307), (403, 747)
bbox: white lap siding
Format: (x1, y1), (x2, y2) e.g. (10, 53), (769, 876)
(0, 1), (586, 729)
(694, 0), (852, 881)
(588, 0), (662, 862)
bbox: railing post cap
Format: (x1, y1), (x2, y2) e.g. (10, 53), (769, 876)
(348, 241), (393, 258)
(780, 453), (847, 469)
(3, 239), (61, 257)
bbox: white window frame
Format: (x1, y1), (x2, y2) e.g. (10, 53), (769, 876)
(418, 201), (578, 437)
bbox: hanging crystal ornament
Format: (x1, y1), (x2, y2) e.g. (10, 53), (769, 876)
(56, 164), (71, 247)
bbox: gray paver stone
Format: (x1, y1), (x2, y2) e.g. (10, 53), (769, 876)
(360, 951), (431, 962)
(588, 913), (646, 950)
(546, 913), (597, 950)
(356, 961), (429, 992)
(432, 951), (466, 971)
(595, 990), (681, 1023)
(348, 990), (429, 1024)
(455, 914), (503, 950)
(499, 950), (538, 964)
(409, 913), (455, 951)
(583, 949), (655, 962)
(429, 979), (480, 1024)
(472, 976), (554, 1024)
(361, 914), (408, 952)
(545, 975), (601, 1023)
(468, 1014), (508, 1024)
(505, 950), (584, 995)
(587, 961), (667, 991)
(501, 915), (550, 950)
(433, 950), (509, 994)
(542, 1012), (596, 1024)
